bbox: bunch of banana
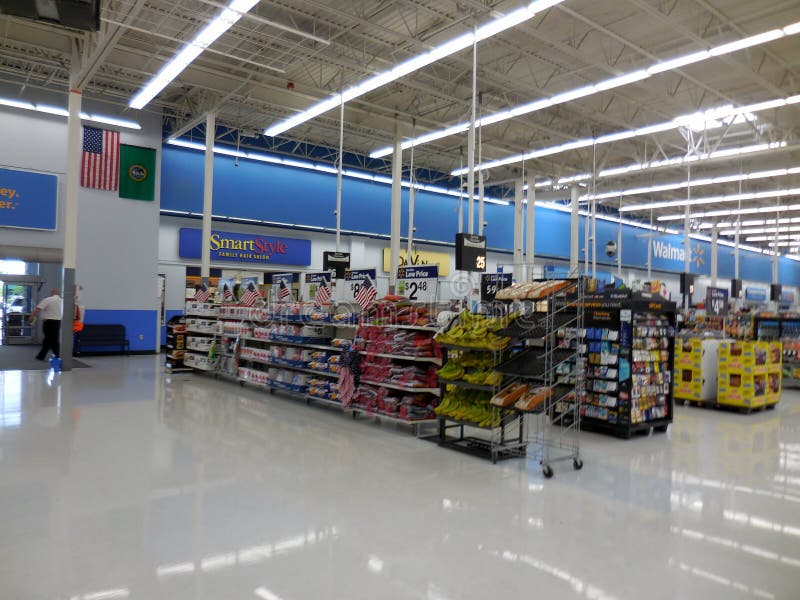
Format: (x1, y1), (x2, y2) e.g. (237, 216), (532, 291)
(437, 360), (465, 380)
(460, 352), (494, 369)
(484, 370), (504, 387)
(435, 389), (500, 427)
(463, 368), (492, 384)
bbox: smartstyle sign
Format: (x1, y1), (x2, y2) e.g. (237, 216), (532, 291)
(179, 228), (311, 266)
(0, 167), (58, 231)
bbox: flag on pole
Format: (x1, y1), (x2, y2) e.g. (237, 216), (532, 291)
(277, 279), (292, 301)
(194, 283), (211, 303)
(222, 283), (234, 302)
(354, 275), (376, 310)
(314, 279), (331, 306)
(81, 126), (120, 190)
(240, 281), (259, 306)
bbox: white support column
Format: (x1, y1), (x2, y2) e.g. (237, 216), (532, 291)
(335, 98), (344, 251)
(513, 179), (524, 280)
(711, 220), (718, 287)
(201, 113), (215, 282)
(467, 28), (477, 234)
(61, 82), (82, 370)
(525, 177), (535, 281)
(570, 186), (579, 276)
(584, 196), (590, 275)
(617, 195), (623, 278)
(407, 170), (415, 259)
(773, 249), (779, 284)
(648, 211), (653, 279)
(389, 124), (402, 292)
(477, 171), (485, 236)
(63, 88), (81, 271)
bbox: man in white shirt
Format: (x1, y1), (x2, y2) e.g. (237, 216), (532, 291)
(32, 288), (62, 361)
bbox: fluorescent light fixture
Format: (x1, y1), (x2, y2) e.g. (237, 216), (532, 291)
(589, 167), (800, 202)
(699, 216), (800, 230)
(80, 112), (142, 129)
(454, 95), (793, 176)
(166, 138), (509, 205)
(724, 225), (800, 236)
(371, 20), (800, 158)
(130, 0), (261, 109)
(0, 96), (142, 130)
(747, 232), (800, 241)
(620, 187), (800, 212)
(267, 0), (565, 138)
(658, 203), (800, 221)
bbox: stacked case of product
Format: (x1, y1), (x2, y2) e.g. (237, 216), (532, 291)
(184, 301), (220, 371)
(718, 341), (782, 410)
(351, 321), (442, 422)
(673, 336), (721, 405)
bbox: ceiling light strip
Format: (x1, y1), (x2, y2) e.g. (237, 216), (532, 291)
(585, 166), (800, 203)
(370, 19), (800, 158)
(130, 0), (263, 110)
(264, 0), (565, 137)
(620, 187), (800, 212)
(0, 97), (142, 130)
(658, 203), (800, 221)
(453, 95), (799, 175)
(166, 138), (509, 204)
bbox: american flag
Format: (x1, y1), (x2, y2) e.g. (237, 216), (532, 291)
(194, 283), (211, 303)
(277, 279), (291, 301)
(240, 281), (259, 307)
(354, 275), (376, 310)
(222, 283), (234, 302)
(81, 126), (120, 190)
(314, 279), (331, 306)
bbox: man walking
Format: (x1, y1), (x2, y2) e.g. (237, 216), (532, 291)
(32, 288), (62, 361)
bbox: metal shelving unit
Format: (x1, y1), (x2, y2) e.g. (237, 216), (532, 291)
(495, 279), (586, 477)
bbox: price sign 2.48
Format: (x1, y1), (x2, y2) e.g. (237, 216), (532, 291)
(397, 265), (438, 302)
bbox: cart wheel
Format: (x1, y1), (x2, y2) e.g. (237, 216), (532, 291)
(542, 465), (554, 479)
(654, 424), (669, 433)
(573, 458), (583, 470)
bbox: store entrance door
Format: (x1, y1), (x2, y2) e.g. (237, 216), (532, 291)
(0, 277), (42, 345)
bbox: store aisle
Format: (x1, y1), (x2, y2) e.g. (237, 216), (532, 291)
(1, 356), (798, 600)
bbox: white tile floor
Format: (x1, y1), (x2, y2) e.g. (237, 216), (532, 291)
(1, 355), (799, 600)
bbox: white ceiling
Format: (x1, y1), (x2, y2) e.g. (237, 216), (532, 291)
(0, 0), (798, 248)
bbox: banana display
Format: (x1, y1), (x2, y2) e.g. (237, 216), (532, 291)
(435, 388), (500, 428)
(435, 310), (516, 350)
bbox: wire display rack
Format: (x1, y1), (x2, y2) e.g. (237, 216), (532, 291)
(495, 279), (586, 478)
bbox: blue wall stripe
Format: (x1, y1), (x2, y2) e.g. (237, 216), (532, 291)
(83, 309), (158, 352)
(161, 145), (800, 285)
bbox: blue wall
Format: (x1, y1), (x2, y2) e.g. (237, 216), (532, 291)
(161, 146), (800, 285)
(83, 309), (158, 352)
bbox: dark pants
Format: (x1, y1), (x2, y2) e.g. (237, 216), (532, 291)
(36, 319), (60, 360)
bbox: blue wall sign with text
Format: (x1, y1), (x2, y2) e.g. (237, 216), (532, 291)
(745, 287), (767, 302)
(0, 167), (57, 231)
(178, 228), (311, 266)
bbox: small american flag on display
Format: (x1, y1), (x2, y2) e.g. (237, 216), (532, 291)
(222, 283), (234, 302)
(314, 280), (331, 306)
(81, 126), (120, 190)
(354, 275), (376, 310)
(240, 281), (259, 307)
(277, 279), (291, 301)
(194, 283), (211, 303)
